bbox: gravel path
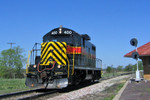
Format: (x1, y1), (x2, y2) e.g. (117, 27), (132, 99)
(47, 75), (130, 100)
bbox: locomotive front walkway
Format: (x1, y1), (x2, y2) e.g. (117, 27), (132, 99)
(114, 80), (150, 100)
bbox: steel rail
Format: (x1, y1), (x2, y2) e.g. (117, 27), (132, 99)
(0, 88), (41, 99)
(18, 90), (58, 100)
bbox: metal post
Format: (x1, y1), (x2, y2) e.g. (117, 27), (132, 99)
(135, 45), (140, 81)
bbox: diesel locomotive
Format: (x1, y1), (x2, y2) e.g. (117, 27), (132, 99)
(25, 26), (102, 89)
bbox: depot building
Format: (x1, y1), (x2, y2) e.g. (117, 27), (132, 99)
(124, 42), (150, 80)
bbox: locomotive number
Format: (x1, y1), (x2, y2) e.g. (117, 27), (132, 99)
(51, 30), (72, 35)
(64, 30), (72, 34)
(51, 31), (57, 35)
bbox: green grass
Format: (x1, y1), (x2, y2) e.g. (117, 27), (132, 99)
(146, 88), (150, 92)
(103, 83), (124, 100)
(0, 78), (31, 95)
(102, 71), (131, 78)
(102, 72), (119, 78)
(103, 95), (115, 100)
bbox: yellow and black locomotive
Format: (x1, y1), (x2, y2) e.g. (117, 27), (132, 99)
(25, 26), (102, 89)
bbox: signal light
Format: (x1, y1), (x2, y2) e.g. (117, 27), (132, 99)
(129, 38), (141, 81)
(132, 52), (139, 60)
(130, 38), (138, 47)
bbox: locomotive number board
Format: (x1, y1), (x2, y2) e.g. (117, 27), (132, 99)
(50, 28), (73, 35)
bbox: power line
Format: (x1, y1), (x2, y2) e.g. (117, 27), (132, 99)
(7, 43), (16, 49)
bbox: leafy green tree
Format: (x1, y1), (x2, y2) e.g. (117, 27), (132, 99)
(117, 65), (123, 71)
(138, 61), (143, 70)
(106, 66), (112, 73)
(124, 61), (143, 72)
(132, 61), (143, 71)
(0, 46), (26, 78)
(124, 64), (132, 71)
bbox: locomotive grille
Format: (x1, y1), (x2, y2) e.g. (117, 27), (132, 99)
(40, 41), (67, 66)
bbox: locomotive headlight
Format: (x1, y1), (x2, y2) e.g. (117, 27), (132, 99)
(33, 64), (36, 68)
(57, 65), (61, 68)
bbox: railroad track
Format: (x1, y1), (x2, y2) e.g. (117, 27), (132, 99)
(0, 73), (132, 100)
(17, 89), (57, 100)
(0, 88), (58, 100)
(0, 81), (97, 100)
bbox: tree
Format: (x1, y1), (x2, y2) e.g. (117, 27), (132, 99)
(131, 61), (143, 71)
(106, 66), (112, 73)
(138, 61), (143, 70)
(124, 64), (132, 71)
(124, 61), (143, 72)
(117, 65), (123, 71)
(0, 46), (26, 78)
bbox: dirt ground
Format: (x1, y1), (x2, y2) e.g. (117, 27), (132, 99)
(76, 80), (126, 100)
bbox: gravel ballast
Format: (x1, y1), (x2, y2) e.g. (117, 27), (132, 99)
(47, 75), (130, 100)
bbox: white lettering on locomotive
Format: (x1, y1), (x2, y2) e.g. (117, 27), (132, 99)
(51, 31), (57, 35)
(64, 30), (72, 34)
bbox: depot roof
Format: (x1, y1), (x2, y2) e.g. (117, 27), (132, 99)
(124, 42), (150, 57)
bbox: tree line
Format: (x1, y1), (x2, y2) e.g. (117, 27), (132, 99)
(0, 46), (26, 78)
(105, 61), (143, 73)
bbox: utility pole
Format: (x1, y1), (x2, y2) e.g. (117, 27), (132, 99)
(7, 43), (16, 49)
(7, 42), (16, 78)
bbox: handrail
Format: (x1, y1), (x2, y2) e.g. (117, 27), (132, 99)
(26, 50), (32, 74)
(72, 50), (75, 75)
(66, 56), (70, 78)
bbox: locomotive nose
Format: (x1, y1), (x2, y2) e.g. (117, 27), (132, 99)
(40, 41), (67, 66)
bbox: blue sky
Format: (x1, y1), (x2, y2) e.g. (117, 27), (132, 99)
(0, 0), (150, 68)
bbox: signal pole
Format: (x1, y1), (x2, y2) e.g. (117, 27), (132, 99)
(130, 38), (141, 82)
(7, 43), (16, 49)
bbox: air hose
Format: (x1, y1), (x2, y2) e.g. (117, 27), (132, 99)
(37, 61), (56, 73)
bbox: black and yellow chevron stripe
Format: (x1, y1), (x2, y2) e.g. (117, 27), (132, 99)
(40, 41), (67, 66)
